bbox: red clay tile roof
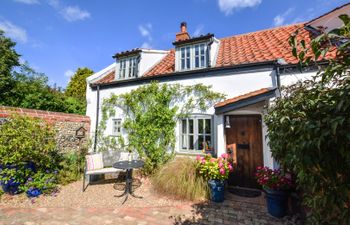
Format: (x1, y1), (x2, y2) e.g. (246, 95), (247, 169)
(94, 70), (115, 84)
(144, 49), (175, 77)
(215, 88), (272, 108)
(94, 23), (334, 84)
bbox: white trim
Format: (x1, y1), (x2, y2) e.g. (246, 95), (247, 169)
(86, 63), (116, 83)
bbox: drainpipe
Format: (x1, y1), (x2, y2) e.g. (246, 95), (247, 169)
(93, 85), (100, 152)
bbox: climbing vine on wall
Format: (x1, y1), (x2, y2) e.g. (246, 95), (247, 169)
(97, 81), (225, 174)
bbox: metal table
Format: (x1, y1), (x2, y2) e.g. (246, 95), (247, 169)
(113, 160), (144, 204)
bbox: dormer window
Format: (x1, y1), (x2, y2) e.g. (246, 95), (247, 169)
(179, 44), (208, 71)
(118, 56), (138, 79)
(173, 22), (215, 72)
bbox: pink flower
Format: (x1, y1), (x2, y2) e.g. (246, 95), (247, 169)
(210, 158), (216, 163)
(228, 164), (233, 172)
(256, 166), (262, 170)
(221, 153), (228, 159)
(201, 159), (206, 164)
(220, 168), (225, 175)
(196, 155), (202, 161)
(218, 162), (223, 168)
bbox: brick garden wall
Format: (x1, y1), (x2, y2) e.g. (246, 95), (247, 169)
(0, 106), (90, 153)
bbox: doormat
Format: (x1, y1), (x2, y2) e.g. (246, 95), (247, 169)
(228, 187), (262, 198)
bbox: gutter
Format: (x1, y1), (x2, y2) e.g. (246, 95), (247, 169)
(93, 85), (100, 152)
(90, 60), (276, 89)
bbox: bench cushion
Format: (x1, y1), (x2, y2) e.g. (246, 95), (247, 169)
(86, 167), (123, 175)
(86, 153), (104, 171)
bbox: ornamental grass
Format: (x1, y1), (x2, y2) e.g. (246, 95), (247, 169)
(152, 157), (208, 201)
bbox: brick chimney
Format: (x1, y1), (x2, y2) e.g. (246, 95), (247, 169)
(175, 22), (190, 42)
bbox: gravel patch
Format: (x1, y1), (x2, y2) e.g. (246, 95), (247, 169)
(0, 175), (195, 208)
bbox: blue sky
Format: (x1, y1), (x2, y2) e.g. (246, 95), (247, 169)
(1, 0), (348, 88)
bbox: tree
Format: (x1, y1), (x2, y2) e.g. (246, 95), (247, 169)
(0, 30), (20, 105)
(265, 15), (350, 224)
(65, 67), (93, 101)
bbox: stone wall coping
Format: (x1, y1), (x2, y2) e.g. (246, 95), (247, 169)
(0, 106), (90, 123)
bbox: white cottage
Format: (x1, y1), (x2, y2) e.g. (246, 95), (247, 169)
(86, 4), (349, 188)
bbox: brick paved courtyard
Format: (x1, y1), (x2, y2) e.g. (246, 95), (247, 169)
(0, 190), (299, 225)
(0, 178), (300, 225)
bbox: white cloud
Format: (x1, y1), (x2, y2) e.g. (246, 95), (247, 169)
(138, 23), (152, 41)
(193, 24), (204, 36)
(218, 0), (262, 15)
(64, 69), (74, 78)
(273, 8), (294, 27)
(14, 0), (39, 4)
(0, 20), (28, 43)
(138, 23), (153, 48)
(47, 0), (60, 9)
(141, 42), (152, 49)
(61, 6), (90, 22)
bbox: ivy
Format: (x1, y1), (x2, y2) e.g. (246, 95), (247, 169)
(97, 81), (225, 174)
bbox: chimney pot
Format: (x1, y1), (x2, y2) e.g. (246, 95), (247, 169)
(175, 22), (190, 42)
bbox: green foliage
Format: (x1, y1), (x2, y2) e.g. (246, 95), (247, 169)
(57, 150), (86, 185)
(0, 30), (20, 104)
(0, 115), (60, 193)
(152, 157), (209, 201)
(65, 67), (93, 101)
(195, 153), (233, 181)
(21, 171), (58, 194)
(0, 31), (87, 115)
(99, 82), (225, 174)
(266, 15), (350, 224)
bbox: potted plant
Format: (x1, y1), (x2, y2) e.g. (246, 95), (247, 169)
(255, 166), (293, 218)
(196, 153), (233, 202)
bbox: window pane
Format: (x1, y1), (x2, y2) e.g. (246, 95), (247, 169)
(195, 45), (199, 56)
(189, 119), (193, 134)
(198, 135), (204, 150)
(186, 58), (190, 69)
(181, 48), (185, 58)
(200, 44), (205, 54)
(182, 119), (187, 134)
(205, 136), (212, 150)
(198, 119), (204, 134)
(181, 59), (185, 70)
(186, 47), (190, 57)
(195, 56), (199, 68)
(205, 119), (211, 134)
(182, 135), (187, 149)
(201, 55), (205, 67)
(189, 135), (194, 150)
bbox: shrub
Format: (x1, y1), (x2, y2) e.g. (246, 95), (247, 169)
(0, 114), (59, 193)
(195, 153), (233, 181)
(57, 150), (86, 185)
(152, 157), (208, 201)
(265, 15), (350, 224)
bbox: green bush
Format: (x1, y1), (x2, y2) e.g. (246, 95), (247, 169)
(265, 15), (350, 224)
(152, 157), (209, 201)
(58, 150), (86, 185)
(0, 114), (59, 190)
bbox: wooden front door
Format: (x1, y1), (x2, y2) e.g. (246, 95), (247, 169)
(226, 115), (263, 188)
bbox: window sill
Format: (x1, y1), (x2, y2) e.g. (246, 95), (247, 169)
(176, 150), (215, 157)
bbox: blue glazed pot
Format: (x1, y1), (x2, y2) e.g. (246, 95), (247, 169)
(208, 179), (225, 202)
(26, 188), (42, 198)
(265, 188), (289, 218)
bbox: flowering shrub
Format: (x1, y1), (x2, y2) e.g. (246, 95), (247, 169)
(21, 170), (58, 194)
(255, 166), (293, 190)
(196, 153), (233, 181)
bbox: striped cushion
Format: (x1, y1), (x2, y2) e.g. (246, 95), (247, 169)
(86, 153), (104, 171)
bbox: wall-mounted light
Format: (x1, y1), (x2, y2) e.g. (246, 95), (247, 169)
(225, 116), (231, 128)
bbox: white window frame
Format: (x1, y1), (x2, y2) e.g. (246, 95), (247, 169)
(111, 119), (122, 136)
(118, 56), (138, 79)
(180, 115), (213, 152)
(178, 42), (208, 71)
